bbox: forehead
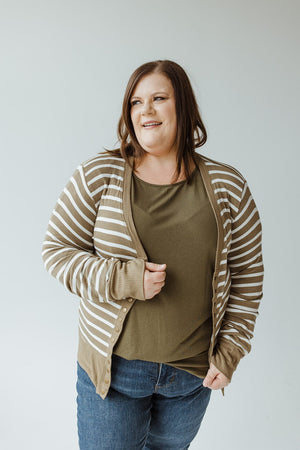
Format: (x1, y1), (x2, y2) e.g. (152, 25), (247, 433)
(131, 72), (174, 96)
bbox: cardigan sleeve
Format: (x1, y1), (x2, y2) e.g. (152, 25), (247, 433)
(211, 180), (264, 381)
(41, 164), (146, 303)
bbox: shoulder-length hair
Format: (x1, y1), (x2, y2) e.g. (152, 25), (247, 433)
(105, 59), (207, 184)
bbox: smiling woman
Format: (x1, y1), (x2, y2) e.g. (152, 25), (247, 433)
(113, 59), (208, 185)
(42, 59), (264, 449)
(129, 72), (179, 182)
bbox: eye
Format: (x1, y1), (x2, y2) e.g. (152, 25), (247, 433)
(154, 96), (165, 101)
(130, 100), (141, 106)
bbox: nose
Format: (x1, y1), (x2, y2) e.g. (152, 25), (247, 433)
(141, 100), (154, 115)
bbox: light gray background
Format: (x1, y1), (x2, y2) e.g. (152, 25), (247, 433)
(1, 1), (299, 449)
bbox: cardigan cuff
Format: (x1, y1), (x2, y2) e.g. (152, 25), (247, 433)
(210, 339), (244, 381)
(108, 258), (146, 301)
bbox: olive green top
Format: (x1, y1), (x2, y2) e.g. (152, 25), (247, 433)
(113, 166), (218, 378)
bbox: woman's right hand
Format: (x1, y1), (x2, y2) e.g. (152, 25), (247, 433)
(143, 262), (167, 299)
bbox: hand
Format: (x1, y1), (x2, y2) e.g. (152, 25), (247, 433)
(143, 262), (166, 299)
(203, 362), (230, 390)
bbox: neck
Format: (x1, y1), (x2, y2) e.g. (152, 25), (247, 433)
(133, 152), (195, 184)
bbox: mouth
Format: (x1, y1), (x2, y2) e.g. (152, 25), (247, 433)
(142, 121), (162, 128)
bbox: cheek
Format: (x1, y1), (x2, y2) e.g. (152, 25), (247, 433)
(131, 113), (139, 132)
(167, 112), (177, 133)
(164, 105), (176, 126)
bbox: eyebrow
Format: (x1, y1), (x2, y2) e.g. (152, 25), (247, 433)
(130, 91), (169, 100)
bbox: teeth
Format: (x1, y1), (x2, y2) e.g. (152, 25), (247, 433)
(143, 122), (161, 127)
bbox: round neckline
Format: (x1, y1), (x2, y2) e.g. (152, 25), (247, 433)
(132, 166), (198, 187)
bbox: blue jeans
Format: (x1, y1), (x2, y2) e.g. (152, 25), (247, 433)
(76, 354), (211, 450)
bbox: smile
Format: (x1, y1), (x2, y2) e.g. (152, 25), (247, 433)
(142, 122), (162, 128)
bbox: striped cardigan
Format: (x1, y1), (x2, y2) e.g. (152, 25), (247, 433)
(42, 151), (264, 399)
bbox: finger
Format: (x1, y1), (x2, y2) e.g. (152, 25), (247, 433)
(145, 262), (166, 272)
(210, 379), (229, 390)
(211, 374), (230, 390)
(203, 369), (217, 388)
(150, 282), (166, 297)
(153, 282), (165, 294)
(144, 274), (165, 290)
(148, 288), (162, 299)
(152, 272), (166, 283)
(209, 378), (223, 390)
(209, 364), (230, 384)
(154, 287), (163, 296)
(156, 282), (165, 290)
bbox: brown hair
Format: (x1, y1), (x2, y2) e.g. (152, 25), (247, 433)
(105, 60), (207, 184)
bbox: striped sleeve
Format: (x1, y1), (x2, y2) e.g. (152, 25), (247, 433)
(211, 180), (264, 380)
(41, 164), (146, 303)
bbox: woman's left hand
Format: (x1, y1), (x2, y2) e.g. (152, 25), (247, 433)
(203, 363), (230, 390)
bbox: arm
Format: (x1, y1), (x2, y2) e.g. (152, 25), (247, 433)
(210, 180), (264, 381)
(41, 164), (146, 303)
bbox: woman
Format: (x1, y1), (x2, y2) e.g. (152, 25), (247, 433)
(42, 60), (264, 449)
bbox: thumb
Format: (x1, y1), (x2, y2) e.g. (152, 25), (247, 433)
(145, 262), (166, 272)
(203, 366), (217, 388)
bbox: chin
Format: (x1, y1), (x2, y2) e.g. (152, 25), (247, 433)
(140, 141), (172, 153)
(140, 142), (160, 153)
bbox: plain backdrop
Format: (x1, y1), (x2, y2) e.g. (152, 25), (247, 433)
(1, 1), (299, 449)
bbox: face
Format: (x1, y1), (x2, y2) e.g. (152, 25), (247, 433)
(130, 72), (177, 158)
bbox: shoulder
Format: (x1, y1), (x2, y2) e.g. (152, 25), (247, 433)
(196, 152), (248, 215)
(79, 151), (126, 183)
(76, 151), (125, 202)
(81, 150), (125, 172)
(197, 152), (246, 185)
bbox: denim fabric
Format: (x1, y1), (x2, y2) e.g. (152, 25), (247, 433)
(76, 354), (211, 450)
